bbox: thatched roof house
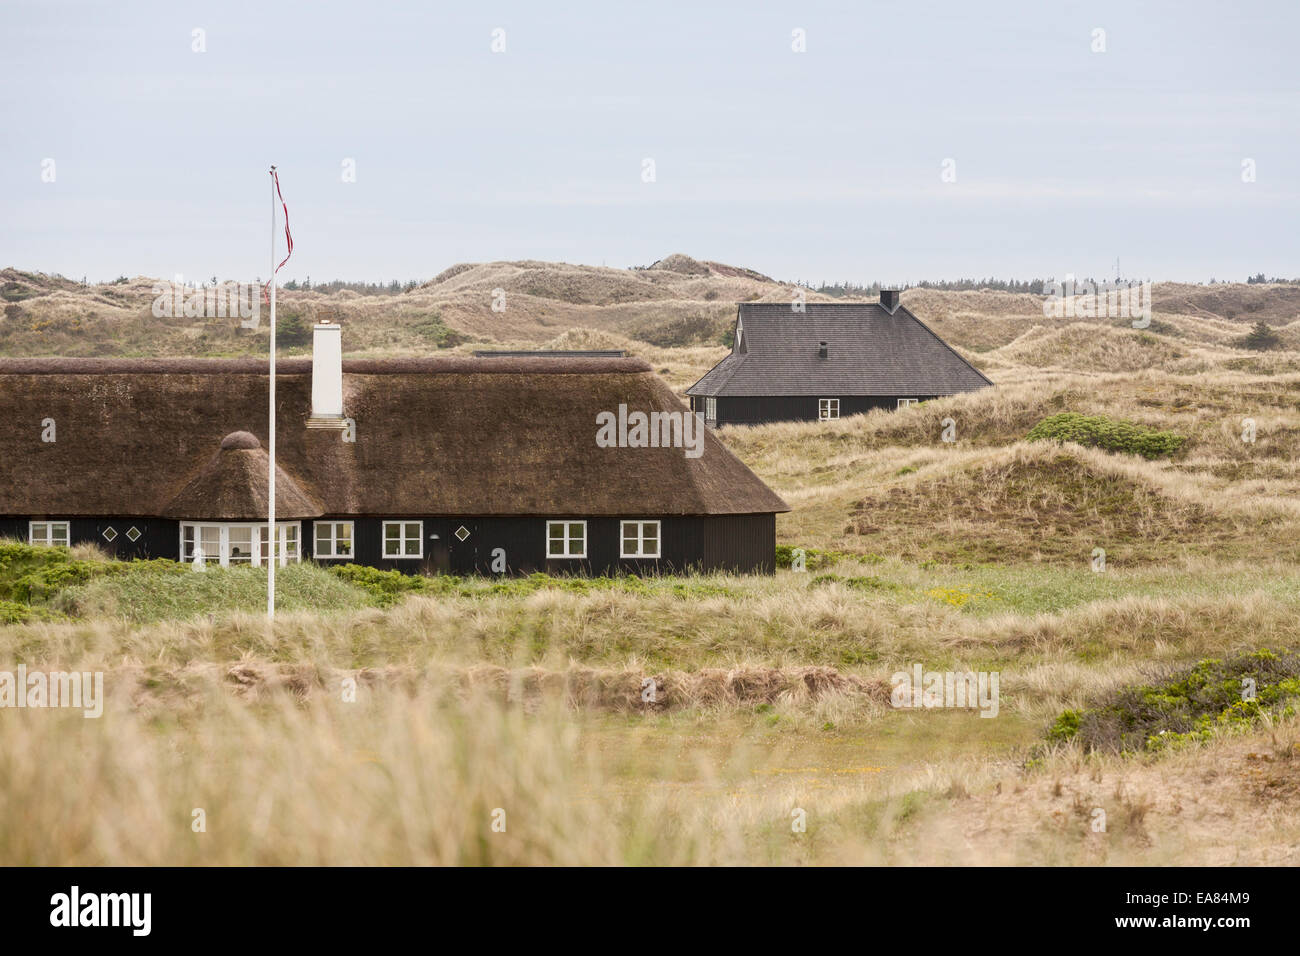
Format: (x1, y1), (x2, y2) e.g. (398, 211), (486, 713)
(0, 334), (788, 574)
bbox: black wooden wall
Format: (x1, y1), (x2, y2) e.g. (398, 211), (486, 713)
(2, 513), (776, 576)
(306, 513), (776, 576)
(0, 517), (179, 560)
(693, 395), (940, 425)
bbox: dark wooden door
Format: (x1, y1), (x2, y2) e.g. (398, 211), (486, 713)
(426, 519), (451, 574)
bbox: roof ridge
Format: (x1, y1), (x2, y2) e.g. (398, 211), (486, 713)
(737, 301), (886, 308)
(0, 356), (653, 375)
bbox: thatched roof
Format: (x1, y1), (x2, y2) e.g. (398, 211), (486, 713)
(0, 356), (788, 519)
(160, 431), (324, 520)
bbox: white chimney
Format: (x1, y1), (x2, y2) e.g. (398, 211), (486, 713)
(307, 321), (346, 428)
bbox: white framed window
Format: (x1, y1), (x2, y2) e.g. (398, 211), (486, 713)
(314, 521), (355, 559)
(228, 526), (255, 564)
(182, 524), (219, 565)
(180, 522), (301, 567)
(29, 520), (70, 547)
(620, 520), (660, 559)
(819, 398), (840, 420)
(546, 520), (586, 559)
(705, 397), (717, 422)
(259, 523), (298, 565)
(382, 520), (423, 559)
(897, 398), (919, 409)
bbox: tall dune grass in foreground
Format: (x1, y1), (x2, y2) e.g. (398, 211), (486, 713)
(0, 684), (850, 866)
(2, 675), (1296, 865)
(3, 557), (1300, 865)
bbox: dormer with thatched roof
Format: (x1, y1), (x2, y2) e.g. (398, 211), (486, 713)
(161, 432), (324, 522)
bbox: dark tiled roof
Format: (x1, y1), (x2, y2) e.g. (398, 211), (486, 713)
(0, 356), (788, 518)
(686, 302), (993, 397)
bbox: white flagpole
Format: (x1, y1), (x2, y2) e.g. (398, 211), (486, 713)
(267, 165), (277, 620)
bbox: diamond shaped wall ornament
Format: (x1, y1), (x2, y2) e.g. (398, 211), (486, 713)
(102, 526), (118, 542)
(126, 526), (142, 542)
(454, 525), (470, 542)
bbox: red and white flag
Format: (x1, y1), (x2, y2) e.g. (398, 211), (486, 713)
(262, 168), (293, 304)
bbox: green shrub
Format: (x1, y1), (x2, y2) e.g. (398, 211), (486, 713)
(0, 541), (73, 601)
(809, 573), (894, 593)
(775, 545), (836, 571)
(1045, 650), (1300, 754)
(1046, 708), (1081, 743)
(1026, 412), (1186, 459)
(327, 564), (431, 605)
(845, 576), (892, 591)
(1238, 320), (1280, 351)
(12, 557), (139, 604)
(411, 313), (469, 348)
(0, 543), (384, 625)
(0, 282), (36, 302)
(0, 542), (189, 621)
(275, 310), (312, 348)
(0, 600), (31, 625)
(0, 540), (126, 607)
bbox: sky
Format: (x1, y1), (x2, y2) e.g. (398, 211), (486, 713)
(1, 0), (1297, 286)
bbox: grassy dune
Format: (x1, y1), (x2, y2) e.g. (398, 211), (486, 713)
(4, 545), (1300, 863)
(3, 270), (1300, 864)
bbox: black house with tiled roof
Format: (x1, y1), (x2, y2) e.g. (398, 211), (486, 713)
(686, 291), (993, 426)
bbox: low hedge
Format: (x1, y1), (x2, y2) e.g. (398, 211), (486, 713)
(1026, 412), (1186, 459)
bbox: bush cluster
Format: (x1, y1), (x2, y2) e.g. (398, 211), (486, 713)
(1047, 650), (1300, 753)
(1026, 412), (1186, 459)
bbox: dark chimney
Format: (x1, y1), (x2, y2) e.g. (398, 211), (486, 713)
(818, 341), (828, 359)
(880, 289), (900, 313)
